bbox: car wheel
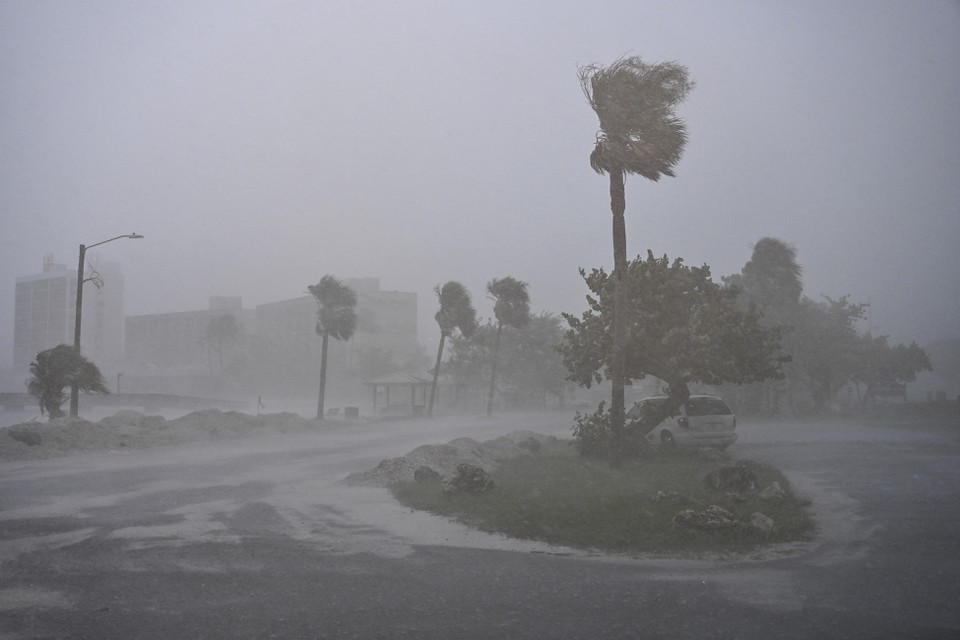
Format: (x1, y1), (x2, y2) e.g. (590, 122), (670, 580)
(660, 430), (676, 450)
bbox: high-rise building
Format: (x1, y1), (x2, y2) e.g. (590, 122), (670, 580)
(124, 297), (256, 372)
(13, 255), (125, 374)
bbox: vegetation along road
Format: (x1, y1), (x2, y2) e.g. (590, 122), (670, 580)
(1, 411), (958, 638)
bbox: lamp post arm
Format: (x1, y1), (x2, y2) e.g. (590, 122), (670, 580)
(85, 233), (143, 251)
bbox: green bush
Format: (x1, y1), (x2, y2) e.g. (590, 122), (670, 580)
(572, 402), (648, 458)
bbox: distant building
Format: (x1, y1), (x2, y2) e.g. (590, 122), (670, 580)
(120, 279), (418, 402)
(124, 297), (256, 373)
(13, 255), (125, 374)
(256, 277), (419, 374)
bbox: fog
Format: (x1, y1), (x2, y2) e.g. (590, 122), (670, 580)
(2, 0), (959, 369)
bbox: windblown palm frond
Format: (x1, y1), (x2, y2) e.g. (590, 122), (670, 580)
(308, 275), (358, 341)
(488, 277), (531, 330)
(579, 56), (693, 180)
(435, 281), (478, 337)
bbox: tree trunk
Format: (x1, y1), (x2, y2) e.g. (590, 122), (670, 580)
(486, 323), (504, 417)
(428, 333), (447, 417)
(317, 331), (329, 420)
(609, 168), (627, 468)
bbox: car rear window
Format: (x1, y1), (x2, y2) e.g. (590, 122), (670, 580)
(686, 397), (733, 416)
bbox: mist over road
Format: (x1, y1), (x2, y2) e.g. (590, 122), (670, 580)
(1, 412), (959, 638)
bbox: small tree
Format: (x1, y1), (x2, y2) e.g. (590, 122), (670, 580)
(561, 252), (786, 458)
(429, 281), (477, 416)
(27, 344), (109, 419)
(486, 277), (530, 416)
(853, 334), (931, 405)
(308, 276), (357, 420)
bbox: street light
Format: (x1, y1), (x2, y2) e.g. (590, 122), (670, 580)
(70, 233), (144, 417)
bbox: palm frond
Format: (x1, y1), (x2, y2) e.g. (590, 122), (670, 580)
(308, 275), (358, 341)
(579, 55), (693, 179)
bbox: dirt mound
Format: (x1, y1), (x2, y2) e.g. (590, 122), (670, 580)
(0, 410), (322, 461)
(343, 431), (563, 487)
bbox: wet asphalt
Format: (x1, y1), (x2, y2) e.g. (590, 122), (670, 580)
(1, 412), (959, 639)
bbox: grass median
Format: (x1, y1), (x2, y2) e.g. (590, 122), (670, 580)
(391, 442), (814, 554)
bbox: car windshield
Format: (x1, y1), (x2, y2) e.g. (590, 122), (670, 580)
(686, 397), (732, 416)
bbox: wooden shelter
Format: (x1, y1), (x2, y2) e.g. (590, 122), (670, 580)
(363, 372), (434, 415)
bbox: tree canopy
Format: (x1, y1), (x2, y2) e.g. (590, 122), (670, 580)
(488, 277), (530, 330)
(725, 238), (933, 414)
(309, 276), (358, 341)
(561, 252), (787, 434)
(579, 56), (693, 181)
(447, 312), (569, 408)
(27, 344), (109, 419)
(435, 281), (477, 338)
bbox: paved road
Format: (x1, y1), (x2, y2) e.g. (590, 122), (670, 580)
(1, 413), (959, 639)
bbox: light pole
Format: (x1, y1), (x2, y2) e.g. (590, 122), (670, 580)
(70, 233), (143, 417)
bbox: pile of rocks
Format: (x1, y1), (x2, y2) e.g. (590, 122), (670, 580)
(0, 409), (320, 460)
(343, 431), (558, 488)
(670, 461), (791, 535)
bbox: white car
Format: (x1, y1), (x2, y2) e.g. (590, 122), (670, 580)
(627, 395), (737, 450)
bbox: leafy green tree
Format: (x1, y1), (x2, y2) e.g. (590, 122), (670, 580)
(724, 237), (803, 320)
(486, 277), (530, 416)
(561, 252), (786, 450)
(579, 55), (694, 466)
(27, 344), (109, 419)
(429, 281), (477, 416)
(723, 238), (803, 414)
(308, 276), (357, 419)
(853, 334), (932, 404)
(447, 312), (568, 409)
(789, 295), (865, 412)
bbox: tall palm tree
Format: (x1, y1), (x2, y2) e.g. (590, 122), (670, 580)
(27, 344), (108, 419)
(428, 281), (477, 417)
(579, 55), (693, 466)
(486, 277), (530, 417)
(307, 276), (357, 420)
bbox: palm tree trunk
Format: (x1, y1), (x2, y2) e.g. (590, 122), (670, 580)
(610, 167), (627, 468)
(317, 331), (329, 420)
(486, 322), (504, 417)
(428, 333), (446, 417)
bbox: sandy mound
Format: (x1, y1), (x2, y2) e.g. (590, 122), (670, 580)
(0, 409), (323, 461)
(343, 431), (564, 487)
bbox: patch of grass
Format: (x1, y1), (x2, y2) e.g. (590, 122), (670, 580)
(391, 445), (814, 554)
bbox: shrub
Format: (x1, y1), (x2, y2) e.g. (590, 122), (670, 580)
(572, 402), (648, 458)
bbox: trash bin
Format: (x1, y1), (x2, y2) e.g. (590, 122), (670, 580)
(344, 407), (359, 420)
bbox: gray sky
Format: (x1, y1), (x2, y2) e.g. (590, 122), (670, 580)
(2, 0), (958, 368)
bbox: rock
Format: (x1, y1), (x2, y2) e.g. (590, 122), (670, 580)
(759, 481), (787, 500)
(672, 505), (740, 532)
(443, 463), (495, 495)
(8, 427), (41, 446)
(414, 466), (442, 484)
(703, 462), (758, 495)
(750, 512), (775, 534)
